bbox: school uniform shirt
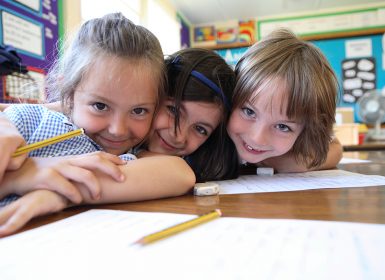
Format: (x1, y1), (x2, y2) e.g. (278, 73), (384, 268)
(0, 104), (136, 207)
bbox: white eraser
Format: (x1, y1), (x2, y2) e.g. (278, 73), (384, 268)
(256, 167), (274, 176)
(193, 182), (220, 196)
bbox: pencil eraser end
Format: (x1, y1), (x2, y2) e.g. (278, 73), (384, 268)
(256, 167), (274, 176)
(194, 182), (220, 196)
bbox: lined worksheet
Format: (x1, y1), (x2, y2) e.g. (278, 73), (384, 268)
(216, 169), (385, 195)
(0, 209), (384, 280)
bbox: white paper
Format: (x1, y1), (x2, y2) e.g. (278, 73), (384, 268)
(339, 157), (371, 164)
(216, 170), (385, 195)
(0, 209), (384, 280)
(345, 39), (372, 58)
(2, 11), (43, 57)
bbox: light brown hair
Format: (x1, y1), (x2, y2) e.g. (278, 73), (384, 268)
(46, 13), (166, 115)
(233, 28), (338, 168)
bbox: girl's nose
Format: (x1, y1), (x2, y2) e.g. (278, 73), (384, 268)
(249, 123), (269, 147)
(170, 124), (188, 144)
(109, 116), (128, 137)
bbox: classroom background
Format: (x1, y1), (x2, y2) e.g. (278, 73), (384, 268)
(1, 0), (385, 145)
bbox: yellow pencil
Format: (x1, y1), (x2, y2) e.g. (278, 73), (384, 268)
(12, 128), (84, 157)
(135, 209), (222, 245)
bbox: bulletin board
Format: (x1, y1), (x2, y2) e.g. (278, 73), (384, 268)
(0, 0), (62, 103)
(312, 34), (385, 110)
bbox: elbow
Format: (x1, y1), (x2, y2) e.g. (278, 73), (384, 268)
(174, 158), (196, 196)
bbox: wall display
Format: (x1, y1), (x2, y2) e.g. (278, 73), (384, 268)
(238, 20), (254, 43)
(312, 34), (385, 114)
(0, 0), (60, 103)
(257, 7), (385, 40)
(215, 47), (248, 68)
(216, 26), (237, 44)
(342, 57), (376, 103)
(193, 25), (216, 47)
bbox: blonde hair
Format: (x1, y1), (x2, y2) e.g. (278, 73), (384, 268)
(234, 28), (338, 168)
(46, 13), (166, 115)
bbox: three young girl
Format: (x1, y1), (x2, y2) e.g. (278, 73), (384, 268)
(0, 22), (342, 236)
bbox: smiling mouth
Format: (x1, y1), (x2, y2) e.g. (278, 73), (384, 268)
(243, 142), (267, 154)
(157, 132), (178, 151)
(99, 135), (129, 146)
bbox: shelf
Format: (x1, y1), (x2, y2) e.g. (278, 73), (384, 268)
(204, 41), (254, 50)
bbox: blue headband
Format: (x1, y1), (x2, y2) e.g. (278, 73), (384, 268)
(171, 57), (231, 110)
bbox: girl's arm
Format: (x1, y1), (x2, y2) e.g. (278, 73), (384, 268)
(261, 138), (343, 173)
(1, 153), (195, 204)
(0, 190), (68, 237)
(0, 154), (195, 236)
(74, 155), (195, 203)
(0, 152), (127, 203)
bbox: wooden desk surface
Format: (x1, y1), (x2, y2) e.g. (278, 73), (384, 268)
(20, 150), (385, 234)
(344, 140), (385, 151)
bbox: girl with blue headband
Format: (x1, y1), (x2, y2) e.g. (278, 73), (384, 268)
(142, 48), (238, 182)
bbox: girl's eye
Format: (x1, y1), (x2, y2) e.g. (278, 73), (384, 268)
(195, 125), (208, 136)
(241, 107), (255, 117)
(276, 123), (292, 132)
(93, 102), (108, 111)
(132, 108), (148, 115)
(166, 105), (177, 116)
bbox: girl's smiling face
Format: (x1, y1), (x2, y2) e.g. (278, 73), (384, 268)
(71, 56), (158, 155)
(147, 99), (222, 157)
(228, 78), (304, 164)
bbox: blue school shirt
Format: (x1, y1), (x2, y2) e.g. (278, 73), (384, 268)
(0, 104), (136, 206)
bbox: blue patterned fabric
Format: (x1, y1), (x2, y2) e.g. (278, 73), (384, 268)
(1, 104), (136, 207)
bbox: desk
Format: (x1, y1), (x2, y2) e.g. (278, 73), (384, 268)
(344, 140), (385, 151)
(18, 150), (385, 234)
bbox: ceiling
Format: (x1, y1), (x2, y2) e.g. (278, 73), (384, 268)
(168, 0), (385, 25)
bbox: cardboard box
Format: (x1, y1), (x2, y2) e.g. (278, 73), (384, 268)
(334, 123), (359, 145)
(335, 107), (354, 124)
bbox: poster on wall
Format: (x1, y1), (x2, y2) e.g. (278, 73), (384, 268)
(342, 57), (376, 103)
(193, 25), (216, 47)
(0, 0), (60, 104)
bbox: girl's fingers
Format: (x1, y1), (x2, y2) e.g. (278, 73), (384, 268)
(68, 152), (126, 182)
(0, 202), (18, 225)
(0, 202), (33, 237)
(7, 154), (28, 171)
(0, 136), (26, 181)
(54, 165), (102, 201)
(35, 168), (84, 204)
(0, 190), (68, 238)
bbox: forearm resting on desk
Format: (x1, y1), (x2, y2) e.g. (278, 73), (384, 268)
(77, 155), (195, 204)
(1, 154), (195, 203)
(261, 138), (343, 173)
(0, 155), (195, 237)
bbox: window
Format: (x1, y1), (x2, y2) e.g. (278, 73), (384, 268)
(80, 0), (181, 53)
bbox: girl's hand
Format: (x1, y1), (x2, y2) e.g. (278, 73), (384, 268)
(0, 116), (27, 181)
(0, 190), (68, 237)
(0, 152), (127, 204)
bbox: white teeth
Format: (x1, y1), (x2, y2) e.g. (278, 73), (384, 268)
(246, 144), (254, 151)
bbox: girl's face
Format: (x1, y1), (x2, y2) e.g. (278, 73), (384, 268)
(147, 99), (222, 156)
(228, 80), (304, 164)
(71, 57), (158, 155)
